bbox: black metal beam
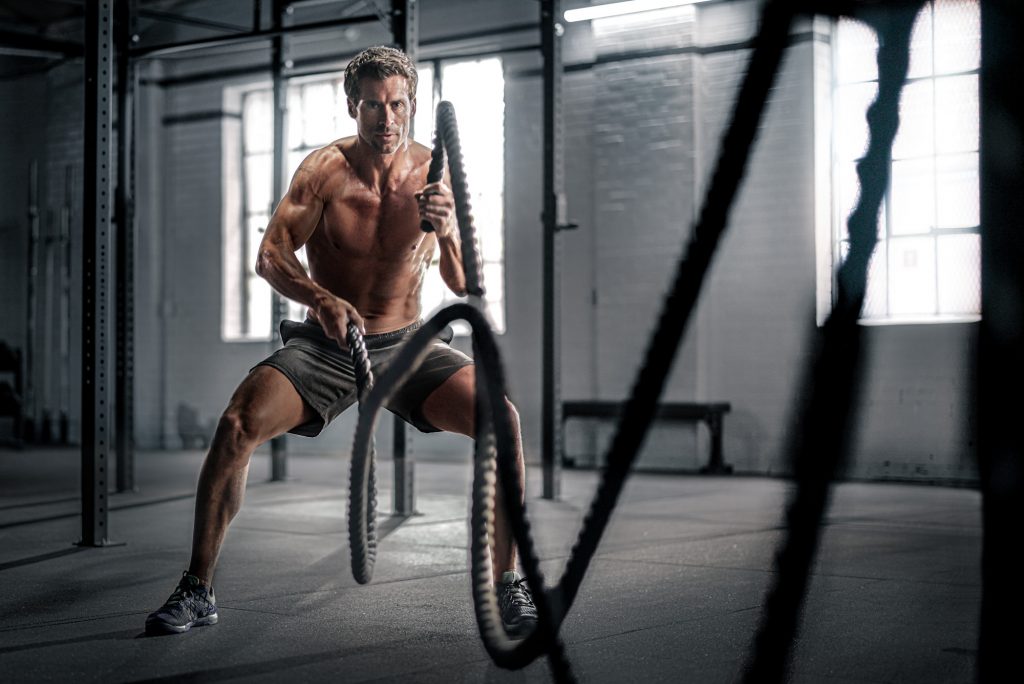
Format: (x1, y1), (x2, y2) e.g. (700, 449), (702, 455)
(138, 8), (249, 34)
(419, 21), (537, 48)
(140, 21), (546, 88)
(392, 0), (417, 516)
(80, 0), (115, 547)
(269, 0), (289, 482)
(978, 1), (1024, 680)
(130, 14), (380, 58)
(540, 0), (563, 500)
(115, 0), (136, 493)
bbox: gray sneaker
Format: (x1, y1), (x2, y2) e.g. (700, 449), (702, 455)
(146, 572), (218, 635)
(497, 570), (538, 638)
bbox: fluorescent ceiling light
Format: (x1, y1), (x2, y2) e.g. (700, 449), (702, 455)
(564, 0), (709, 23)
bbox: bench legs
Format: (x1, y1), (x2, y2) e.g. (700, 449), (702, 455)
(699, 413), (733, 475)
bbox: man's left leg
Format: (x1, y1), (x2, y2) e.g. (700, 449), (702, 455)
(419, 365), (537, 636)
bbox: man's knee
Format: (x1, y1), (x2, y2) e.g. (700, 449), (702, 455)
(213, 406), (265, 460)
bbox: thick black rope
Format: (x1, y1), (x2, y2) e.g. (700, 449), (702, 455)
(346, 0), (798, 675)
(346, 321), (378, 584)
(741, 3), (923, 682)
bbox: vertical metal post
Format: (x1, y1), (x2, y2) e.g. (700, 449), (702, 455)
(115, 0), (137, 492)
(269, 0), (289, 481)
(392, 0), (417, 515)
(978, 2), (1024, 680)
(80, 0), (115, 546)
(393, 418), (414, 515)
(24, 160), (39, 443)
(541, 0), (563, 500)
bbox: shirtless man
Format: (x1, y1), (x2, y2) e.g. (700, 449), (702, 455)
(146, 46), (537, 638)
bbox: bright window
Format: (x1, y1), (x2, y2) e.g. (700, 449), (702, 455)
(831, 0), (980, 322)
(224, 57), (505, 340)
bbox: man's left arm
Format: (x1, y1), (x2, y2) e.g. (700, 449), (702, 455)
(417, 179), (467, 296)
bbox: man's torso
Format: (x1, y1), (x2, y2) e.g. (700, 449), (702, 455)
(303, 136), (438, 333)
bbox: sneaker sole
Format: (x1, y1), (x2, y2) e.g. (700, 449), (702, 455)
(145, 613), (218, 635)
(503, 620), (536, 640)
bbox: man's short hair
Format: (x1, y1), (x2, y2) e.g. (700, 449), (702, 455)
(343, 46), (418, 102)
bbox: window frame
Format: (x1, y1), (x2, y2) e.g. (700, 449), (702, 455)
(224, 57), (507, 341)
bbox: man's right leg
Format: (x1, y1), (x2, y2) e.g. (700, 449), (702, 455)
(147, 366), (313, 635)
(189, 365), (315, 586)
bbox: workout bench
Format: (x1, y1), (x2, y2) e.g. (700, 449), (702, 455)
(561, 400), (733, 474)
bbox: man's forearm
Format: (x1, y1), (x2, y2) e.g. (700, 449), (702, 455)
(256, 241), (332, 312)
(437, 233), (467, 296)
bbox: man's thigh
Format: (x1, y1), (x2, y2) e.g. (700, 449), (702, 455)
(224, 365), (317, 443)
(382, 340), (473, 434)
(418, 365), (476, 437)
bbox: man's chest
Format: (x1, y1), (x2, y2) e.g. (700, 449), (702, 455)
(316, 186), (428, 260)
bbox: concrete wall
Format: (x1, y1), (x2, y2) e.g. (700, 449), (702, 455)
(0, 0), (978, 483)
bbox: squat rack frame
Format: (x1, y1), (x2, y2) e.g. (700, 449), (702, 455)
(79, 0), (568, 544)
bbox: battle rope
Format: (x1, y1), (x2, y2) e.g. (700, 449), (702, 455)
(342, 0), (913, 679)
(742, 3), (923, 681)
(344, 0), (796, 674)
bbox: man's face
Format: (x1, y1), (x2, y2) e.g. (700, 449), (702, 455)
(348, 74), (416, 155)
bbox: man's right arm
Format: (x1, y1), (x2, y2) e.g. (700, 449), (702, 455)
(255, 159), (364, 344)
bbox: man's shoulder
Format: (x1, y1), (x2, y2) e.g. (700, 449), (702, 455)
(295, 138), (356, 187)
(306, 137), (356, 170)
(407, 139), (433, 166)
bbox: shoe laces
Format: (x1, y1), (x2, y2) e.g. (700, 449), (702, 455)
(169, 573), (205, 604)
(501, 578), (533, 608)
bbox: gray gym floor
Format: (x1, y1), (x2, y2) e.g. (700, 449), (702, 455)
(0, 448), (980, 683)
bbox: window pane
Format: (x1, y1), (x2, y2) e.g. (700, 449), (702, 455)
(889, 236), (936, 316)
(245, 153), (273, 215)
(935, 153), (979, 229)
(937, 233), (980, 315)
(441, 58), (505, 332)
(247, 275), (272, 337)
(247, 214), (269, 268)
(934, 0), (980, 75)
(835, 82), (876, 161)
(835, 19), (877, 84)
(935, 75), (978, 154)
(287, 150), (306, 185)
(334, 83), (358, 138)
(890, 157), (935, 235)
(243, 90), (273, 153)
(483, 262), (505, 332)
(302, 82), (338, 146)
(287, 86), (303, 150)
(863, 241), (888, 318)
(836, 162), (887, 240)
(892, 80), (934, 159)
(835, 162), (858, 237)
(414, 64), (435, 145)
(906, 4), (934, 79)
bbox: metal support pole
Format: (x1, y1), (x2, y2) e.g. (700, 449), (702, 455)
(540, 0), (563, 500)
(393, 419), (414, 515)
(269, 0), (289, 482)
(25, 160), (39, 444)
(978, 2), (1024, 680)
(115, 0), (137, 493)
(80, 0), (116, 546)
(391, 0), (417, 515)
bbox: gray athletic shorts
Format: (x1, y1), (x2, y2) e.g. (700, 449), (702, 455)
(255, 318), (473, 437)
